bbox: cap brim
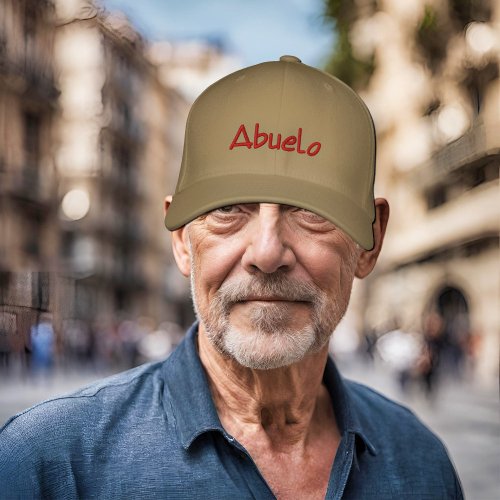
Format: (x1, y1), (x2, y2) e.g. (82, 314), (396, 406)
(165, 174), (374, 250)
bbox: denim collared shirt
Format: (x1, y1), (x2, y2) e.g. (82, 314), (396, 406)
(1, 323), (463, 499)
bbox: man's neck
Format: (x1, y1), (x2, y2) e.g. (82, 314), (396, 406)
(197, 324), (336, 450)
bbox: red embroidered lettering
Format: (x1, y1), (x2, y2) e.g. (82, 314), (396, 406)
(253, 123), (268, 149)
(229, 124), (252, 149)
(282, 135), (297, 152)
(307, 142), (321, 157)
(229, 123), (321, 156)
(268, 133), (282, 150)
(296, 128), (306, 154)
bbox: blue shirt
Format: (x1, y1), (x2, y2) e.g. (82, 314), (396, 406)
(0, 323), (463, 499)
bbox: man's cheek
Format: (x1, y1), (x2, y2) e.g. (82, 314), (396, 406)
(199, 263), (227, 292)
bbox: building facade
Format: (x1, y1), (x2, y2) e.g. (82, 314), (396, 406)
(1, 0), (194, 364)
(343, 0), (499, 383)
(53, 2), (186, 325)
(0, 0), (61, 361)
(0, 0), (59, 271)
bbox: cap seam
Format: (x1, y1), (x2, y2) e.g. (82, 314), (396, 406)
(274, 62), (288, 175)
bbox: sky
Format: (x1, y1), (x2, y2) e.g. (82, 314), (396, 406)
(100, 0), (335, 67)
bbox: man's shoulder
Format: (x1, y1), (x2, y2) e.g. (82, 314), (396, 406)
(0, 359), (182, 495)
(0, 361), (166, 446)
(345, 378), (421, 421)
(345, 379), (450, 456)
(342, 379), (463, 499)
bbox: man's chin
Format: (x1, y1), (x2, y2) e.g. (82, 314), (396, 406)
(229, 303), (312, 336)
(218, 325), (318, 370)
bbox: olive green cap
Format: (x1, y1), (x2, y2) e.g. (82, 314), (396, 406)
(165, 55), (376, 249)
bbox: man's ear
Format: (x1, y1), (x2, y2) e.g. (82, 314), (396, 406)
(355, 198), (390, 279)
(164, 195), (191, 277)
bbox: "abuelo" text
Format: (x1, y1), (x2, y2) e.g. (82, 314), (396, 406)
(229, 123), (321, 157)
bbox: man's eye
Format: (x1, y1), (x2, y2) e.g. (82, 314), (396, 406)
(215, 206), (238, 214)
(294, 208), (327, 222)
(210, 205), (245, 217)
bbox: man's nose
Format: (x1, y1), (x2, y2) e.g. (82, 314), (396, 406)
(241, 205), (296, 274)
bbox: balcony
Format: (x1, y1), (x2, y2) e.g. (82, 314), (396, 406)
(5, 166), (56, 209)
(383, 182), (499, 266)
(0, 53), (58, 103)
(412, 121), (500, 191)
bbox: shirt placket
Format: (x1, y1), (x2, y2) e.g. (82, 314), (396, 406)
(325, 432), (355, 500)
(226, 435), (277, 500)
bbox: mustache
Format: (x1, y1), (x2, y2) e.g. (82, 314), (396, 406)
(213, 272), (320, 305)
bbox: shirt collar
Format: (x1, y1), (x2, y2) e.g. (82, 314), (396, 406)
(162, 322), (227, 449)
(162, 322), (377, 456)
(323, 356), (378, 456)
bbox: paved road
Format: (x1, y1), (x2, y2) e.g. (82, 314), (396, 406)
(1, 360), (498, 499)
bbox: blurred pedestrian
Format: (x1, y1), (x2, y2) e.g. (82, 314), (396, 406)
(29, 313), (55, 379)
(375, 327), (424, 394)
(117, 319), (144, 368)
(416, 311), (445, 399)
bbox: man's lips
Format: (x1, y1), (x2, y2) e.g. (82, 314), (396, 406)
(236, 297), (310, 303)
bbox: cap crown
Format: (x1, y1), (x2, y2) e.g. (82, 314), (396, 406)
(165, 56), (376, 249)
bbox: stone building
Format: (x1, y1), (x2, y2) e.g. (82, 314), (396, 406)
(0, 0), (60, 361)
(53, 2), (189, 325)
(148, 39), (241, 102)
(0, 0), (59, 271)
(1, 0), (194, 364)
(342, 0), (499, 383)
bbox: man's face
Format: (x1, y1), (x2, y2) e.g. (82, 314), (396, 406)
(182, 203), (361, 370)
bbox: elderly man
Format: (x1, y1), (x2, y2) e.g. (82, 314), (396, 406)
(0, 56), (462, 499)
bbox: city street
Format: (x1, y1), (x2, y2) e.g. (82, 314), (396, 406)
(1, 359), (499, 499)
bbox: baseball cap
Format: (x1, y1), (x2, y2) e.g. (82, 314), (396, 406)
(165, 55), (376, 249)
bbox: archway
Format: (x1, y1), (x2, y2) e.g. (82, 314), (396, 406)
(434, 285), (471, 376)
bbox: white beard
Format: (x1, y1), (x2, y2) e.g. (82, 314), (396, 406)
(220, 321), (317, 370)
(190, 264), (354, 370)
